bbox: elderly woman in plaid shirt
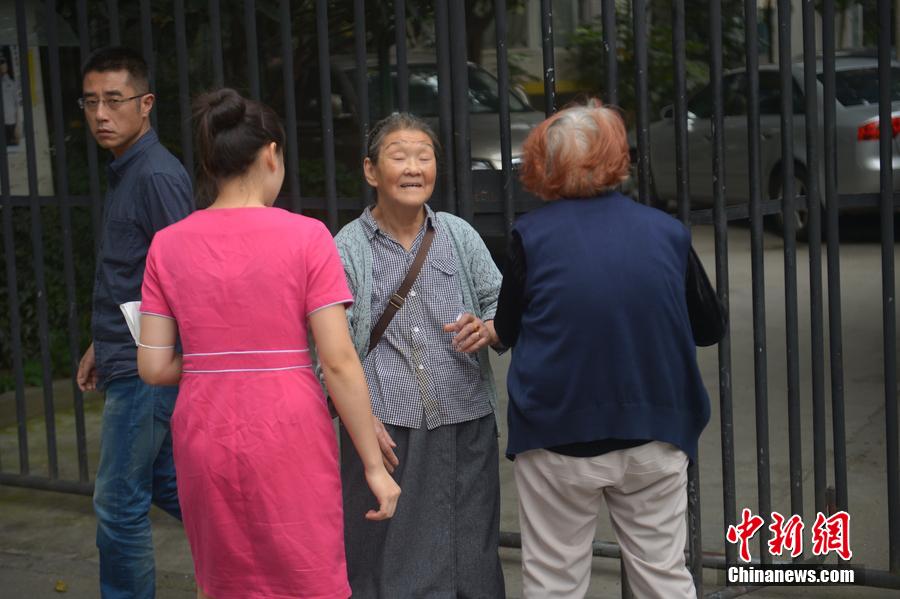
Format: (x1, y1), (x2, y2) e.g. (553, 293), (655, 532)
(331, 112), (505, 598)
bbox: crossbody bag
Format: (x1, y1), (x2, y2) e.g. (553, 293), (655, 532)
(367, 226), (435, 354)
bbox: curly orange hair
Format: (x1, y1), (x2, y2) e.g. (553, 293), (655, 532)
(519, 99), (630, 201)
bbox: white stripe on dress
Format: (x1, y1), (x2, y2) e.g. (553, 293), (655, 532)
(183, 348), (309, 357)
(182, 365), (312, 374)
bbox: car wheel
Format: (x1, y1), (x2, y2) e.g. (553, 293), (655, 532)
(772, 166), (820, 243)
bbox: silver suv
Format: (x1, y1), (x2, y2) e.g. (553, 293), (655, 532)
(646, 56), (900, 238)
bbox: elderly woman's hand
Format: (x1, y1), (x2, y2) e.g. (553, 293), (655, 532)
(373, 415), (399, 473)
(443, 313), (499, 353)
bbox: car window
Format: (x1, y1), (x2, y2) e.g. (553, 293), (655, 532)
(820, 67), (900, 106)
(298, 71), (321, 122)
(724, 74), (747, 116)
(686, 76), (747, 118)
(687, 84), (713, 119)
(758, 71), (805, 115)
(298, 69), (353, 122)
(365, 64), (531, 119)
(467, 66), (529, 113)
(689, 72), (805, 119)
(758, 72), (781, 114)
(409, 72), (440, 115)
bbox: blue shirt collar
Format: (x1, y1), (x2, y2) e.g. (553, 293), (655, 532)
(108, 128), (158, 176)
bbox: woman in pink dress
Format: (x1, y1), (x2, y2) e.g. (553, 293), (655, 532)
(136, 88), (399, 599)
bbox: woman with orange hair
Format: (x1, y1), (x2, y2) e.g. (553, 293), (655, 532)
(494, 99), (714, 598)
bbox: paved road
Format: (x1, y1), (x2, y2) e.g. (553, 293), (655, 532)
(2, 220), (898, 597)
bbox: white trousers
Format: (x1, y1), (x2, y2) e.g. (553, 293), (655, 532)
(514, 441), (695, 599)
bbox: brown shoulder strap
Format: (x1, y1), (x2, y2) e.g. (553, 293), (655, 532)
(368, 226), (435, 354)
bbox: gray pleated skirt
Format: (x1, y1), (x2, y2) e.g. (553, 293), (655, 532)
(340, 413), (505, 598)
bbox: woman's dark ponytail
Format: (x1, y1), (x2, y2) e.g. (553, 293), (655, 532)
(193, 88), (285, 208)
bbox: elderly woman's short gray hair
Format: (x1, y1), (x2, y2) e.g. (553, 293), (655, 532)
(365, 112), (442, 165)
(519, 98), (630, 201)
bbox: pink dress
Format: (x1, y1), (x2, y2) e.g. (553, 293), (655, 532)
(140, 207), (354, 599)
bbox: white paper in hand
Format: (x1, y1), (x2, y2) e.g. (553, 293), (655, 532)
(119, 301), (142, 346)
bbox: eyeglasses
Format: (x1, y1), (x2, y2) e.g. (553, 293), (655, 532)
(77, 93), (150, 112)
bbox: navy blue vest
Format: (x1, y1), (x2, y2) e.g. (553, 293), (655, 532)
(506, 193), (710, 461)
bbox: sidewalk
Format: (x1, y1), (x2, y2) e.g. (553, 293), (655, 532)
(3, 458), (894, 599)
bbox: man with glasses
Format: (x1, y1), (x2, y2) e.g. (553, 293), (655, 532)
(76, 46), (192, 598)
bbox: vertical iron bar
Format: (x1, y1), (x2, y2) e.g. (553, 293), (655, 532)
(821, 0), (848, 523)
(377, 42), (392, 125)
(16, 0), (58, 478)
(493, 0), (514, 238)
(877, 0), (899, 574)
(244, 0), (260, 100)
(777, 0), (803, 546)
(209, 0), (225, 88)
(77, 0), (103, 253)
(601, 0), (617, 105)
(174, 0), (193, 180)
(315, 0), (338, 232)
(0, 91), (5, 471)
(744, 0), (771, 565)
(448, 0), (472, 222)
(539, 0), (555, 115)
(673, 0), (698, 589)
(279, 0), (302, 213)
(632, 0), (650, 205)
(621, 564), (633, 598)
(435, 0), (456, 214)
(710, 0), (736, 566)
(672, 0), (689, 222)
(353, 0), (372, 208)
(47, 0), (89, 482)
(394, 0), (409, 113)
(139, 0), (157, 130)
(801, 0), (827, 518)
(687, 460), (703, 597)
(0, 38), (28, 476)
(107, 0), (120, 46)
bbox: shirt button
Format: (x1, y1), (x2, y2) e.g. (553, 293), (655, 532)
(413, 327), (420, 333)
(418, 364), (424, 370)
(410, 290), (417, 297)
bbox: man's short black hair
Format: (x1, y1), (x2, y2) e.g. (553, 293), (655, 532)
(82, 46), (149, 92)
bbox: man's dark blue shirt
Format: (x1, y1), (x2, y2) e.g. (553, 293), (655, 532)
(92, 128), (192, 388)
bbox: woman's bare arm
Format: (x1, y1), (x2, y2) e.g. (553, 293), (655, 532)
(137, 314), (182, 386)
(310, 304), (400, 520)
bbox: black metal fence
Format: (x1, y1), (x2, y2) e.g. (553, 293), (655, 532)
(1, 0), (899, 596)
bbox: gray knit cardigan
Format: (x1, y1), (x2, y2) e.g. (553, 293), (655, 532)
(333, 210), (503, 416)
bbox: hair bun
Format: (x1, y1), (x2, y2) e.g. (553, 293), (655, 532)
(199, 88), (246, 133)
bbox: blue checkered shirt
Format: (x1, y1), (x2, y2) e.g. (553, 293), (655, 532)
(360, 206), (494, 430)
